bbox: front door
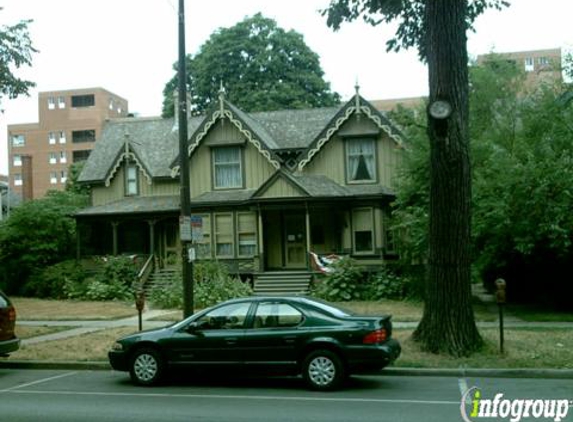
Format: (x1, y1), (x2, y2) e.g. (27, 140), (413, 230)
(284, 213), (306, 268)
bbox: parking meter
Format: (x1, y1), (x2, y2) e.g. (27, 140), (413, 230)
(135, 290), (145, 331)
(495, 278), (506, 304)
(495, 278), (506, 353)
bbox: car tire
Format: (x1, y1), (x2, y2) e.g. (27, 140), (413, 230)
(129, 347), (164, 386)
(302, 349), (345, 391)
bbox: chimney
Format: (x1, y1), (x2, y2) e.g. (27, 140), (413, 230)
(21, 155), (34, 201)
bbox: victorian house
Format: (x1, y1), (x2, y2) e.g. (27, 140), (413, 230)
(76, 88), (404, 292)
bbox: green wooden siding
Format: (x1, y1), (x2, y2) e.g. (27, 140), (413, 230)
(189, 119), (276, 199)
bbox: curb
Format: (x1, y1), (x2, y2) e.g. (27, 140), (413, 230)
(2, 361), (573, 379)
(384, 367), (573, 379)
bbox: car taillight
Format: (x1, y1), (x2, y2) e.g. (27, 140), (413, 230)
(8, 306), (16, 322)
(363, 328), (387, 344)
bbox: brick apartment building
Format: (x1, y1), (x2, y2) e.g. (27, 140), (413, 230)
(476, 48), (563, 88)
(7, 88), (128, 200)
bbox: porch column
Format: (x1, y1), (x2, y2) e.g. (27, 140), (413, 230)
(257, 207), (264, 272)
(305, 203), (311, 270)
(111, 221), (119, 255)
(147, 219), (156, 256)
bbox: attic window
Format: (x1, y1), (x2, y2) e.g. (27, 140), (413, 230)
(346, 138), (376, 183)
(213, 146), (243, 189)
(125, 163), (139, 196)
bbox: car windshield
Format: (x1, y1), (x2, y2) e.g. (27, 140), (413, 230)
(302, 297), (355, 317)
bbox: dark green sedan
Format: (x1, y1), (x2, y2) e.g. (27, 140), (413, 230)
(109, 296), (400, 390)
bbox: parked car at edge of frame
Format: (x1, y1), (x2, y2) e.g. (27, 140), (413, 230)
(109, 296), (401, 390)
(0, 289), (20, 357)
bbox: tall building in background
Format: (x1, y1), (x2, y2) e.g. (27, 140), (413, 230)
(7, 88), (128, 200)
(476, 48), (563, 88)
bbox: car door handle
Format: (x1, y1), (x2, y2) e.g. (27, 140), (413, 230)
(226, 337), (238, 345)
(283, 336), (297, 344)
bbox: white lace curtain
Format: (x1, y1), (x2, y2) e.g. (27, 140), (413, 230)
(214, 147), (242, 188)
(347, 139), (375, 181)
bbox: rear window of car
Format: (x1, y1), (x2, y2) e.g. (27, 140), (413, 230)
(302, 298), (354, 318)
(0, 293), (9, 308)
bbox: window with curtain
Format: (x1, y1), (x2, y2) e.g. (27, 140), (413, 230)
(215, 213), (234, 257)
(346, 138), (376, 183)
(237, 212), (257, 257)
(213, 146), (243, 189)
(193, 214), (212, 259)
(125, 164), (138, 196)
(352, 208), (374, 254)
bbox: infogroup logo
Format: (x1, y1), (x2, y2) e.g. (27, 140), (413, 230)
(460, 387), (571, 422)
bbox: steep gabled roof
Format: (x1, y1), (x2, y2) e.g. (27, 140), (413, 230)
(170, 98), (283, 175)
(80, 117), (200, 184)
(297, 95), (404, 170)
(79, 93), (405, 186)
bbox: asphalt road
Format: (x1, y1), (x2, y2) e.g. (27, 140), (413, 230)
(0, 369), (571, 422)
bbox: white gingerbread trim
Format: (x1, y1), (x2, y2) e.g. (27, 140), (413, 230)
(172, 107), (281, 177)
(105, 149), (152, 187)
(297, 101), (404, 171)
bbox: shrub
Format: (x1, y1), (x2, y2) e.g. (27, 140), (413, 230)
(84, 278), (132, 301)
(310, 257), (366, 301)
(24, 260), (87, 299)
(363, 268), (411, 300)
(148, 261), (252, 309)
(148, 277), (183, 309)
(60, 255), (139, 301)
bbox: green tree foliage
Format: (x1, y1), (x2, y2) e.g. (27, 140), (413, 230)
(322, 0), (509, 60)
(471, 63), (573, 308)
(394, 56), (573, 309)
(0, 191), (89, 293)
(0, 10), (36, 108)
(162, 13), (340, 117)
(65, 161), (91, 196)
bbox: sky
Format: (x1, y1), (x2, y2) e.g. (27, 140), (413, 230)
(1, 0), (572, 174)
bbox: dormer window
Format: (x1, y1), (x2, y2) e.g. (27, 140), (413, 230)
(346, 138), (376, 183)
(125, 163), (139, 196)
(213, 146), (243, 189)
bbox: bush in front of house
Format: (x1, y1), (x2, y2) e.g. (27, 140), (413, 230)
(310, 257), (366, 302)
(311, 258), (414, 302)
(25, 256), (139, 301)
(148, 261), (252, 309)
(363, 268), (411, 300)
(24, 260), (87, 299)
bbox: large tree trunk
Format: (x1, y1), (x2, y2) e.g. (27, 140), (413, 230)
(413, 0), (482, 356)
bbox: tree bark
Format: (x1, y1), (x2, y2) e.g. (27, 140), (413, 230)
(413, 0), (482, 356)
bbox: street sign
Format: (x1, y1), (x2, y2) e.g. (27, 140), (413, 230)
(179, 216), (192, 241)
(190, 215), (203, 242)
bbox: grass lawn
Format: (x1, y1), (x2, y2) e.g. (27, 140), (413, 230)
(12, 297), (137, 321)
(394, 328), (573, 369)
(4, 327), (137, 362)
(506, 304), (573, 322)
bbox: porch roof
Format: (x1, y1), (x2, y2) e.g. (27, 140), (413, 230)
(75, 195), (179, 217)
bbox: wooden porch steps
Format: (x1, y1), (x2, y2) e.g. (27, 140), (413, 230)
(145, 267), (180, 294)
(253, 271), (312, 296)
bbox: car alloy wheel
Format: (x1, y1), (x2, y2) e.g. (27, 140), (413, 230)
(130, 348), (163, 386)
(303, 350), (345, 391)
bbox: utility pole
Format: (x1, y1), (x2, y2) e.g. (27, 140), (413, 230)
(178, 0), (194, 318)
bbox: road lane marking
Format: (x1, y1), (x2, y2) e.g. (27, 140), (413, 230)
(458, 377), (472, 404)
(6, 389), (460, 406)
(0, 371), (78, 393)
